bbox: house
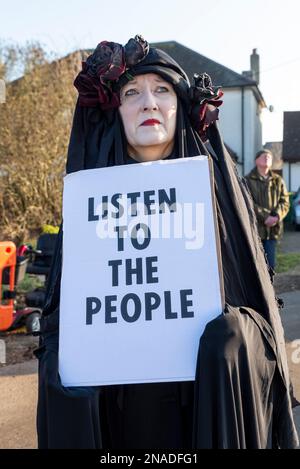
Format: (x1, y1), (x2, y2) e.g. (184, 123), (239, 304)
(152, 42), (266, 176)
(282, 111), (300, 192)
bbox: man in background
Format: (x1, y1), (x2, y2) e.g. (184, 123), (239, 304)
(245, 149), (289, 270)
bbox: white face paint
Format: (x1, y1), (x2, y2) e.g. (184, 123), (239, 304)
(119, 73), (177, 162)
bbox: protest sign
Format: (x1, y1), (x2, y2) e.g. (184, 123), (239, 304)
(59, 156), (223, 386)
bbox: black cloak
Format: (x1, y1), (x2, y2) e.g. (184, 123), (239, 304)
(36, 41), (299, 449)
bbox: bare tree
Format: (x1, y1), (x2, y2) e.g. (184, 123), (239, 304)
(0, 41), (83, 242)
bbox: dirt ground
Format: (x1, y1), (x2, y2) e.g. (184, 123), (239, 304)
(0, 363), (38, 449)
(0, 332), (39, 367)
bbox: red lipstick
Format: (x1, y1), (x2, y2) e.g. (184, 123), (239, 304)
(141, 119), (161, 126)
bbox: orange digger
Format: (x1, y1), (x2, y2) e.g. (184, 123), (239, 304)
(0, 241), (41, 334)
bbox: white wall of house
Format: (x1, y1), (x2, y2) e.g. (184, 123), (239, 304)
(244, 88), (262, 176)
(218, 87), (263, 176)
(218, 88), (242, 155)
(283, 162), (300, 192)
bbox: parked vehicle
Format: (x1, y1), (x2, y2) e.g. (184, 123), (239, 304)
(20, 232), (58, 309)
(291, 187), (300, 231)
(0, 241), (42, 334)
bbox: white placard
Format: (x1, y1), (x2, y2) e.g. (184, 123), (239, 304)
(59, 156), (223, 386)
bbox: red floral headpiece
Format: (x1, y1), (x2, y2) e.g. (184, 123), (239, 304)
(189, 73), (224, 141)
(74, 35), (149, 110)
(74, 37), (223, 141)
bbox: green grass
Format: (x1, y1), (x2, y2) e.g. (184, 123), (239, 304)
(276, 252), (300, 273)
(18, 274), (44, 293)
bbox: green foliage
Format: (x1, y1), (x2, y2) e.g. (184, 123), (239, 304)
(18, 273), (44, 293)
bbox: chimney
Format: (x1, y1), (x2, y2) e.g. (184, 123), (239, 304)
(242, 70), (253, 79)
(250, 48), (260, 84)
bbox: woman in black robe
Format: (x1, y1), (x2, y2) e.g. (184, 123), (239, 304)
(36, 35), (298, 449)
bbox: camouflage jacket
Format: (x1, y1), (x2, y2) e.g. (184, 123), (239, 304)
(245, 168), (289, 240)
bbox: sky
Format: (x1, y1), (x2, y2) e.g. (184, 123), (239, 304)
(1, 0), (300, 144)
